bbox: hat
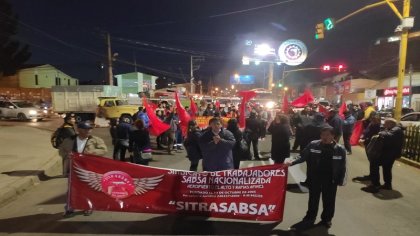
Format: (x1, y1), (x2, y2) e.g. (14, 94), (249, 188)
(77, 121), (94, 129)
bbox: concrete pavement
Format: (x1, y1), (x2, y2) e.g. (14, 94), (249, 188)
(0, 125), (61, 207)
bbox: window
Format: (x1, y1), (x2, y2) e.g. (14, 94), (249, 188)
(35, 75), (39, 85)
(401, 114), (419, 121)
(104, 101), (115, 107)
(68, 79), (70, 85)
(55, 77), (59, 85)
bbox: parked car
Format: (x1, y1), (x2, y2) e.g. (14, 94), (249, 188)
(0, 100), (46, 121)
(399, 112), (420, 127)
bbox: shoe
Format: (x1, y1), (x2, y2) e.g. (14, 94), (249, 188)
(347, 151), (352, 155)
(63, 210), (75, 217)
(317, 220), (332, 228)
(380, 184), (392, 190)
(290, 220), (315, 231)
(157, 146), (164, 150)
(361, 185), (380, 193)
(83, 210), (93, 216)
(353, 175), (370, 182)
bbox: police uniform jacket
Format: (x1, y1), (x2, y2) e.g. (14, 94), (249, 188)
(292, 140), (347, 186)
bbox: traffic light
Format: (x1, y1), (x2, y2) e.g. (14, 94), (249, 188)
(277, 83), (283, 88)
(315, 23), (324, 39)
(338, 64), (344, 72)
(324, 18), (335, 31)
(322, 65), (331, 71)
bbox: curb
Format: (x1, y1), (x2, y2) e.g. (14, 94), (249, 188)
(399, 157), (420, 169)
(0, 152), (61, 208)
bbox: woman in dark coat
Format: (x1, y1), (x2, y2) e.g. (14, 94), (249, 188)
(268, 113), (291, 164)
(227, 118), (245, 169)
(129, 119), (151, 165)
(184, 120), (202, 171)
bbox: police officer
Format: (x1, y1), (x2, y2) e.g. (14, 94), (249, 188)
(286, 126), (347, 230)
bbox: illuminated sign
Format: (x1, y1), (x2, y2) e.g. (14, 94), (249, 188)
(383, 87), (411, 96)
(230, 75), (255, 85)
(278, 39), (308, 66)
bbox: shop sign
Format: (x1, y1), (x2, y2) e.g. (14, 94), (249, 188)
(383, 87), (411, 96)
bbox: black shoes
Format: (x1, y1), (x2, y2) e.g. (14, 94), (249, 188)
(63, 210), (74, 217)
(290, 220), (315, 231)
(317, 220), (332, 228)
(353, 175), (370, 182)
(361, 185), (380, 193)
(380, 184), (393, 190)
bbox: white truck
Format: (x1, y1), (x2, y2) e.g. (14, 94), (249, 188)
(51, 85), (139, 122)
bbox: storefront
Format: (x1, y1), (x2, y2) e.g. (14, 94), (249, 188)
(376, 86), (411, 109)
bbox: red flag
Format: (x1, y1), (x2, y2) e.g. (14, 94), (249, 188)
(215, 100), (220, 110)
(189, 97), (198, 119)
(142, 98), (170, 136)
(318, 104), (329, 117)
(291, 89), (314, 108)
(338, 102), (347, 119)
(350, 120), (364, 146)
(238, 90), (257, 128)
(174, 92), (191, 136)
(69, 153), (288, 222)
(282, 93), (289, 114)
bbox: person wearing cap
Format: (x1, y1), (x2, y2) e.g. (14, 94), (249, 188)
(362, 118), (404, 193)
(59, 121), (108, 178)
(59, 120), (107, 217)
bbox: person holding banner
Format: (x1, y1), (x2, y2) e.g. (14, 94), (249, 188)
(184, 120), (203, 171)
(199, 117), (236, 171)
(287, 126), (347, 230)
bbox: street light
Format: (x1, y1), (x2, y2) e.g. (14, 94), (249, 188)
(231, 85), (235, 89)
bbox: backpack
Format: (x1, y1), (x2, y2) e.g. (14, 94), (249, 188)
(366, 135), (384, 161)
(51, 127), (65, 149)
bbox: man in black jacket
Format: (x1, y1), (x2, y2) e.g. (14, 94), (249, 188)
(287, 126), (347, 230)
(362, 118), (404, 193)
(245, 111), (262, 160)
(327, 109), (343, 143)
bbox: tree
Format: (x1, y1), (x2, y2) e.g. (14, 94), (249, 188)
(0, 0), (31, 76)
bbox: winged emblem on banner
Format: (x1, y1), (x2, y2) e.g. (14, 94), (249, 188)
(74, 165), (164, 199)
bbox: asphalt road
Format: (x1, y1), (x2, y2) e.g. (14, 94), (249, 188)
(0, 117), (420, 235)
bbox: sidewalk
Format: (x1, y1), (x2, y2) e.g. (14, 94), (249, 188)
(0, 125), (61, 208)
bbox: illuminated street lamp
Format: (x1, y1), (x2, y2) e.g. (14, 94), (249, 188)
(231, 85), (235, 89)
(215, 87), (219, 91)
(284, 87), (289, 91)
(242, 56), (250, 65)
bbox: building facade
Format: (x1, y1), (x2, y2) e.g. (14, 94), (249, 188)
(0, 64), (78, 88)
(114, 72), (157, 95)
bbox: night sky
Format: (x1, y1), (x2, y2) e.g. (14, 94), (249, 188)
(9, 0), (420, 87)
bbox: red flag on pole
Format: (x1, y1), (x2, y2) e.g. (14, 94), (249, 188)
(338, 102), (347, 119)
(142, 98), (170, 136)
(282, 92), (289, 114)
(238, 90), (257, 128)
(189, 97), (198, 119)
(291, 89), (314, 108)
(174, 92), (191, 136)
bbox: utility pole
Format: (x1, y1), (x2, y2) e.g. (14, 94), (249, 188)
(106, 32), (113, 86)
(394, 0), (411, 120)
(190, 56), (205, 94)
(190, 56), (195, 94)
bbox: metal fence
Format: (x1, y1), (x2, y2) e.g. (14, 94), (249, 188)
(403, 125), (420, 162)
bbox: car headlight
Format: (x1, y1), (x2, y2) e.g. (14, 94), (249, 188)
(43, 110), (48, 114)
(266, 101), (275, 109)
(29, 110), (37, 115)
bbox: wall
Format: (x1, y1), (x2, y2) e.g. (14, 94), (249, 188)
(18, 64), (78, 88)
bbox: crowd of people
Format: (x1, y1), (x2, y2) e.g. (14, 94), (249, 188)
(53, 99), (405, 229)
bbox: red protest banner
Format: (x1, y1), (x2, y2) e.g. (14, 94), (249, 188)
(69, 153), (288, 222)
